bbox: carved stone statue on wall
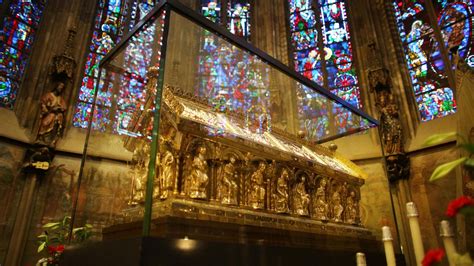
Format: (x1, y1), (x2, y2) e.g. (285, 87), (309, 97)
(273, 168), (289, 213)
(293, 176), (310, 216)
(217, 156), (238, 205)
(331, 185), (344, 222)
(36, 82), (67, 147)
(367, 42), (410, 183)
(159, 139), (176, 199)
(345, 191), (358, 224)
(381, 102), (403, 155)
(188, 146), (209, 199)
(248, 161), (266, 209)
(313, 178), (329, 220)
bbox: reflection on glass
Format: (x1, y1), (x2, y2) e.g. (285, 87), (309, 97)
(73, 0), (157, 131)
(287, 0), (363, 136)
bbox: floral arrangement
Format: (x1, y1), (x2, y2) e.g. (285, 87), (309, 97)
(421, 133), (474, 266)
(36, 216), (92, 266)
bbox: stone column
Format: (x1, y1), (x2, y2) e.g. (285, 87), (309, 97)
(366, 41), (413, 265)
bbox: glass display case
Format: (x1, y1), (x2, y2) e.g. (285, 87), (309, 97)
(64, 1), (395, 265)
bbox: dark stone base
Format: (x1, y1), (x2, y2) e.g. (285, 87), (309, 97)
(60, 214), (406, 265)
(61, 236), (406, 266)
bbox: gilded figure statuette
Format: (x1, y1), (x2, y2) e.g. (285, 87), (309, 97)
(188, 146), (209, 199)
(217, 156), (239, 205)
(293, 176), (310, 216)
(313, 178), (329, 220)
(159, 139), (176, 199)
(332, 186), (344, 222)
(273, 168), (289, 213)
(345, 191), (358, 224)
(249, 161), (266, 209)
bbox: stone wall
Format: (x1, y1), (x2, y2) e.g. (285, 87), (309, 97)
(408, 145), (458, 250)
(0, 142), (27, 262)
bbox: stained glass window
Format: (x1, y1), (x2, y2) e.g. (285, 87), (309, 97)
(287, 0), (362, 138)
(0, 0), (46, 108)
(197, 0), (268, 136)
(392, 0), (467, 121)
(227, 0), (251, 38)
(73, 0), (157, 131)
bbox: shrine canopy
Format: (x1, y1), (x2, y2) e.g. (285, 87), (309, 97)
(97, 0), (378, 145)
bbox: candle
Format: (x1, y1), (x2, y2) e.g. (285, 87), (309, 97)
(356, 252), (367, 266)
(382, 226), (397, 266)
(406, 202), (425, 266)
(440, 220), (456, 266)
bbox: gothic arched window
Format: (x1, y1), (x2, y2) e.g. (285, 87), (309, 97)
(392, 0), (472, 121)
(287, 0), (362, 138)
(0, 0), (47, 109)
(73, 0), (156, 131)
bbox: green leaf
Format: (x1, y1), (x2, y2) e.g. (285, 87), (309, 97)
(465, 158), (474, 168)
(62, 216), (71, 226)
(72, 227), (85, 233)
(37, 242), (46, 253)
(43, 222), (60, 229)
(37, 234), (48, 239)
(423, 132), (457, 146)
(459, 144), (474, 154)
(460, 206), (474, 216)
(429, 157), (468, 182)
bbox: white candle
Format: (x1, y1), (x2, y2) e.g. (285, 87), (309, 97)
(382, 226), (397, 266)
(356, 252), (367, 266)
(406, 202), (425, 266)
(440, 220), (456, 266)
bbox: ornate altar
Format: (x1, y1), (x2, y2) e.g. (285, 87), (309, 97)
(67, 2), (389, 265)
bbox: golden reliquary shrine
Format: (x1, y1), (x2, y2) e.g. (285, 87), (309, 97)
(118, 84), (366, 231)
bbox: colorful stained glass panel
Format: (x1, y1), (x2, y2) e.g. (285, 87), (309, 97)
(288, 0), (363, 134)
(227, 0), (251, 38)
(291, 29), (318, 50)
(392, 0), (464, 120)
(289, 0), (313, 12)
(416, 88), (456, 121)
(326, 42), (352, 64)
(289, 9), (317, 31)
(10, 0), (44, 26)
(201, 0), (221, 22)
(321, 2), (346, 26)
(0, 0), (46, 108)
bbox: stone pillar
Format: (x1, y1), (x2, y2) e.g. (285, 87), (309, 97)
(366, 41), (414, 266)
(3, 174), (39, 266)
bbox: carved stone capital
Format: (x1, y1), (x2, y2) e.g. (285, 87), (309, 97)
(386, 153), (410, 183)
(22, 145), (54, 175)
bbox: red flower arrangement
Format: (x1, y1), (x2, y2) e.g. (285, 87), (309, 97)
(445, 195), (474, 217)
(422, 249), (445, 266)
(47, 245), (65, 255)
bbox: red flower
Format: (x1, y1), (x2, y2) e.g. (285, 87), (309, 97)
(445, 196), (474, 217)
(48, 244), (65, 255)
(422, 249), (445, 266)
